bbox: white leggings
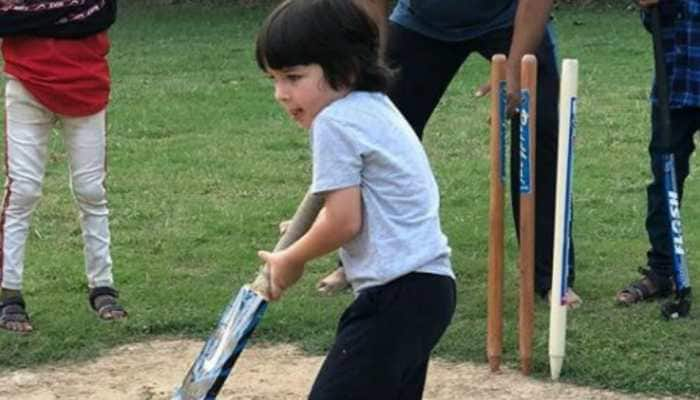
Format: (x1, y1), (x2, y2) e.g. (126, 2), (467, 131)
(1, 77), (114, 290)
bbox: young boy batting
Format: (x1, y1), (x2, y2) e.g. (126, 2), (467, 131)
(255, 0), (456, 398)
(0, 0), (126, 334)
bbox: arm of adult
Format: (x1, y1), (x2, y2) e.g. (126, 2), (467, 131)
(362, 0), (390, 53)
(504, 0), (555, 115)
(475, 0), (554, 116)
(258, 186), (362, 301)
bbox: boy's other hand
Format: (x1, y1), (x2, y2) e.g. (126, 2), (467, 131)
(278, 219), (291, 235)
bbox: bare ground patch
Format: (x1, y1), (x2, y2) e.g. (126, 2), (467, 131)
(0, 339), (681, 399)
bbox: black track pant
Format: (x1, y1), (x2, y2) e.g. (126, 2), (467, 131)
(385, 22), (575, 296)
(309, 273), (456, 400)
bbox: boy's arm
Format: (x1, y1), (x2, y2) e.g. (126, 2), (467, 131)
(258, 186), (362, 300)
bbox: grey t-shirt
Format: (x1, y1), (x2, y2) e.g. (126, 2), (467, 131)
(310, 91), (454, 293)
(390, 0), (516, 42)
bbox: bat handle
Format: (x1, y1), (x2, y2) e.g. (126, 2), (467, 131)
(249, 191), (325, 299)
(250, 267), (272, 300)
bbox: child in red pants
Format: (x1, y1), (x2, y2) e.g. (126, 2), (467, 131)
(0, 0), (126, 333)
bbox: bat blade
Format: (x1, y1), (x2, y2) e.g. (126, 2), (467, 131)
(172, 192), (323, 399)
(173, 285), (267, 400)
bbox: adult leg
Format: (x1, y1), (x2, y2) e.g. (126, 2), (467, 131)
(309, 273), (455, 400)
(384, 22), (469, 140)
(1, 78), (54, 332)
(479, 23), (570, 298)
(62, 110), (125, 319)
(530, 24), (572, 297)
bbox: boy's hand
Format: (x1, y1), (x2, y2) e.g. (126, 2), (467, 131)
(638, 0), (658, 8)
(257, 250), (303, 301)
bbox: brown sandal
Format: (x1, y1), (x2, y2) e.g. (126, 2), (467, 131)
(0, 295), (33, 334)
(615, 267), (673, 305)
(89, 287), (127, 320)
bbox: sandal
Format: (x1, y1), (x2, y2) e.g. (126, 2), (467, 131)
(89, 286), (127, 320)
(0, 295), (33, 334)
(615, 267), (673, 305)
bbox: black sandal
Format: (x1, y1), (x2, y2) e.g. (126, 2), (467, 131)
(615, 267), (673, 305)
(0, 295), (33, 333)
(89, 286), (127, 320)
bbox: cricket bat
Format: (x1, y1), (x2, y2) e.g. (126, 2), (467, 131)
(650, 6), (692, 320)
(548, 58), (578, 380)
(172, 191), (324, 400)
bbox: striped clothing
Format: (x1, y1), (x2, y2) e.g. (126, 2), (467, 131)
(643, 0), (700, 108)
(0, 0), (116, 38)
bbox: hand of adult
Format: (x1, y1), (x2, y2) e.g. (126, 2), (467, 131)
(475, 75), (521, 118)
(474, 82), (491, 97)
(505, 62), (522, 118)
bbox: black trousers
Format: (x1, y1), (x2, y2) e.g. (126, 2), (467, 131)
(385, 22), (575, 296)
(309, 273), (456, 400)
(646, 106), (700, 280)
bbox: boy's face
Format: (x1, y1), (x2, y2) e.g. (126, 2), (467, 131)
(267, 64), (348, 129)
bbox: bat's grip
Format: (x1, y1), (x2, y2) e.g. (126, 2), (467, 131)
(250, 191), (324, 297)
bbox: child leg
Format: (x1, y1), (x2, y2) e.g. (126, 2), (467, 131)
(309, 273), (455, 400)
(62, 110), (113, 288)
(62, 110), (125, 319)
(0, 78), (54, 333)
(1, 78), (53, 291)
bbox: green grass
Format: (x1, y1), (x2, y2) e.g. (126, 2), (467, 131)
(1, 2), (699, 398)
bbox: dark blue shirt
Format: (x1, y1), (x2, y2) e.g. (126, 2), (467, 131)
(390, 0), (516, 42)
(644, 0), (700, 108)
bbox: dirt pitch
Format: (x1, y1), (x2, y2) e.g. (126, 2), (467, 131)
(0, 339), (683, 400)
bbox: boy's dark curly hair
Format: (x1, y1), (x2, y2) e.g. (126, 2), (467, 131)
(255, 0), (394, 93)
